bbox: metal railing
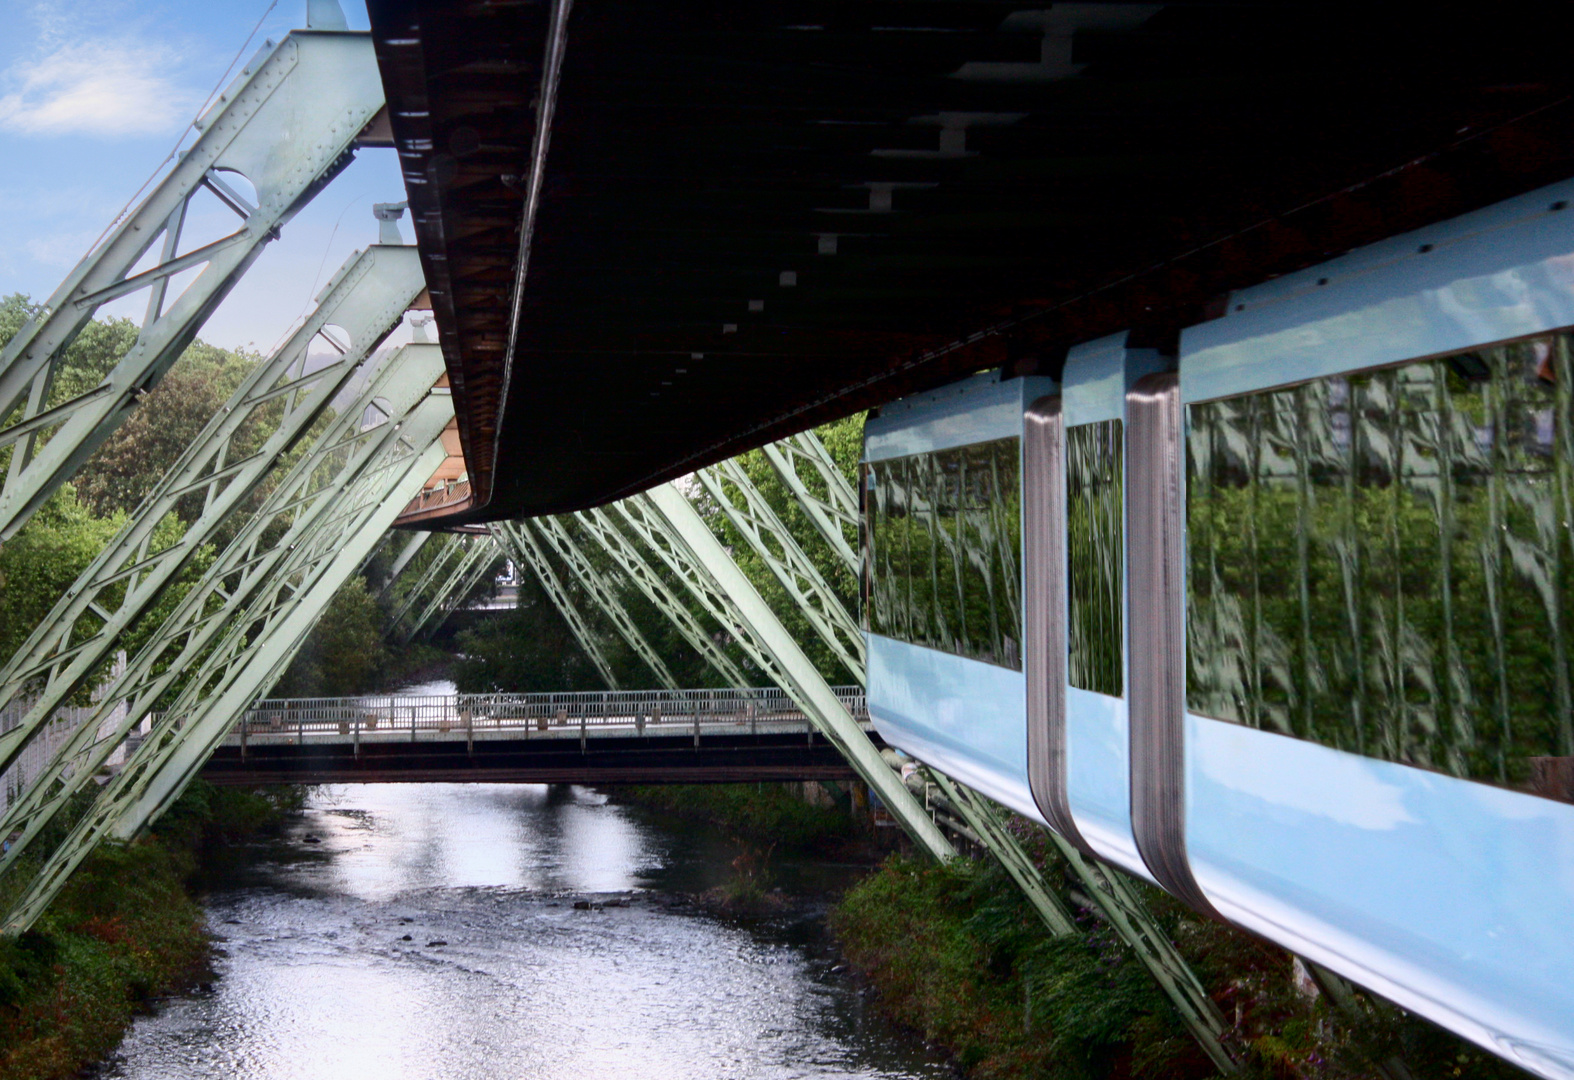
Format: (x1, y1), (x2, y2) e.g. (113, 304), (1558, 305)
(396, 478), (473, 523)
(218, 686), (868, 748)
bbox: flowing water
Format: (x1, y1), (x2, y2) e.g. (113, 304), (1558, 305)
(97, 779), (951, 1080)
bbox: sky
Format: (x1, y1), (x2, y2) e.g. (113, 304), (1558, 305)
(0, 0), (417, 355)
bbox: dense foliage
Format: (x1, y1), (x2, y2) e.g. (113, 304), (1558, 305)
(0, 782), (300, 1080)
(619, 783), (852, 850)
(835, 844), (1533, 1080)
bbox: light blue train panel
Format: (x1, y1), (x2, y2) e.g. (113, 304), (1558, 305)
(863, 371), (1052, 822)
(1181, 176), (1574, 1079)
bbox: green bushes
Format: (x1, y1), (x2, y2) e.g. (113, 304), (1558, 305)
(833, 856), (1203, 1080)
(0, 835), (206, 1079)
(0, 781), (300, 1080)
(621, 783), (853, 850)
(834, 850), (1534, 1080)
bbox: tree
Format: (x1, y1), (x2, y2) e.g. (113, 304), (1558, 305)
(74, 341), (270, 522)
(273, 577), (387, 698)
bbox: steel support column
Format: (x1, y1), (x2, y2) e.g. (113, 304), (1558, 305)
(529, 517), (679, 690)
(400, 534), (498, 644)
(759, 432), (860, 571)
(0, 345), (448, 918)
(108, 423), (452, 840)
(572, 506), (752, 689)
(492, 519), (620, 689)
(0, 30), (386, 539)
(413, 537), (501, 642)
(386, 533), (466, 632)
(0, 245), (425, 776)
(696, 459), (863, 679)
(378, 530), (434, 599)
(0, 420), (451, 933)
(627, 485), (953, 861)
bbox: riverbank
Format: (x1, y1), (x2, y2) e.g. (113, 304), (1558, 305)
(612, 782), (866, 854)
(0, 782), (301, 1080)
(623, 781), (1532, 1079)
(833, 845), (1534, 1080)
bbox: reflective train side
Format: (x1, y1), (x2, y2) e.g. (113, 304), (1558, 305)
(862, 177), (1574, 1080)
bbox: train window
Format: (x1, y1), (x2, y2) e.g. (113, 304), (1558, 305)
(1067, 421), (1125, 696)
(1187, 332), (1574, 794)
(864, 438), (1023, 669)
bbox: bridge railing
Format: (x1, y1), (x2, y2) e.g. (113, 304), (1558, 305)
(219, 686), (868, 744)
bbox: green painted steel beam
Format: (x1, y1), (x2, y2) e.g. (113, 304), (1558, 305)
(109, 426), (452, 840)
(0, 350), (446, 878)
(530, 517), (679, 690)
(0, 30), (386, 540)
(0, 418), (451, 933)
(572, 506), (753, 690)
(626, 485), (954, 861)
(0, 245), (425, 777)
(0, 345), (447, 901)
(386, 532), (465, 632)
(492, 520), (620, 689)
(378, 530), (433, 599)
(414, 537), (501, 642)
(759, 432), (860, 572)
(696, 459), (864, 681)
(401, 534), (497, 644)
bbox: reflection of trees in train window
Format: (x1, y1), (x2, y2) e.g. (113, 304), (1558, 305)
(862, 437), (1022, 669)
(1067, 421), (1124, 697)
(1187, 333), (1574, 797)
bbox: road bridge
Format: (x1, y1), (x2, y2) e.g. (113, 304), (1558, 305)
(195, 687), (871, 785)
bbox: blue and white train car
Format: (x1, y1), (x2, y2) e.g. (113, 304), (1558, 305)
(863, 178), (1574, 1080)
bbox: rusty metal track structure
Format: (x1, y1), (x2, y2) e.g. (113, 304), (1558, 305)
(368, 0), (1574, 523)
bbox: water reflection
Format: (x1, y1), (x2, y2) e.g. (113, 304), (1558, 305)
(101, 783), (947, 1080)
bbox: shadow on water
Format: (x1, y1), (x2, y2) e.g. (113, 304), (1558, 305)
(99, 781), (954, 1080)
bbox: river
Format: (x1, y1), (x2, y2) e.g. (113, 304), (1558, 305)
(97, 779), (952, 1079)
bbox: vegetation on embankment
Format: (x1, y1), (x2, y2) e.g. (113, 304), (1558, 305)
(616, 783), (855, 852)
(0, 781), (302, 1080)
(832, 852), (1532, 1080)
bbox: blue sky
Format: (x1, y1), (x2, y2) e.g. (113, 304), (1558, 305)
(0, 0), (414, 353)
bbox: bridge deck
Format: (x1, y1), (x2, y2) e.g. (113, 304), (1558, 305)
(196, 687), (874, 785)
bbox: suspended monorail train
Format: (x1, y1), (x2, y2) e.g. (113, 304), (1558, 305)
(863, 178), (1574, 1080)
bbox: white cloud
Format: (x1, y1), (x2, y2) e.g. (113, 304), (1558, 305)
(25, 229), (100, 269)
(0, 40), (195, 138)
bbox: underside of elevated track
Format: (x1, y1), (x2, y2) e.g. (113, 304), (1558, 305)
(369, 0), (1574, 524)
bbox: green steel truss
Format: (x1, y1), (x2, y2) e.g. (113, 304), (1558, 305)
(760, 432), (860, 571)
(0, 344), (450, 932)
(492, 519), (621, 689)
(571, 507), (752, 689)
(400, 533), (501, 644)
(385, 532), (467, 631)
(618, 486), (955, 860)
(0, 244), (426, 781)
(526, 517), (679, 690)
(378, 530), (434, 600)
(695, 459), (864, 680)
(0, 29), (387, 541)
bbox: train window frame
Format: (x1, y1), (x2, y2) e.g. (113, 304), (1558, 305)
(862, 436), (1023, 671)
(1185, 330), (1574, 800)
